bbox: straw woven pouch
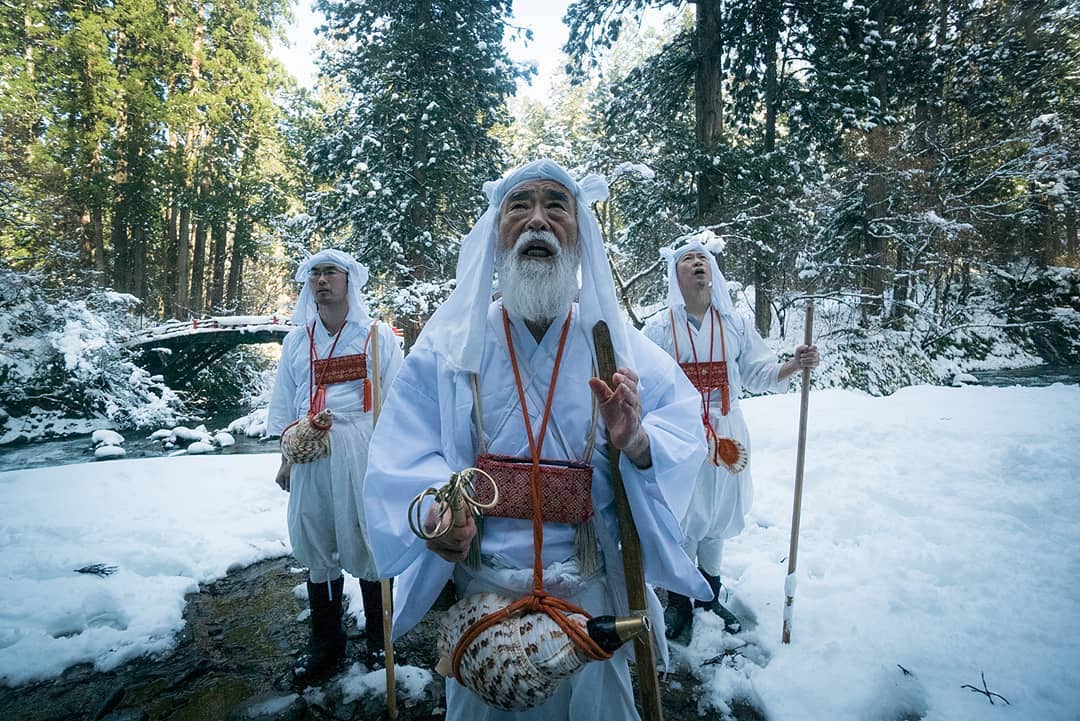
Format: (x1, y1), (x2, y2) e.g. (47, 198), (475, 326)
(436, 592), (590, 711)
(280, 409), (332, 464)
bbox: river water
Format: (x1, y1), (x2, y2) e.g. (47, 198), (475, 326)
(0, 407), (278, 473)
(2, 365), (1077, 474)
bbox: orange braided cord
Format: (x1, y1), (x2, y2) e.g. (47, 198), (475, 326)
(450, 593), (614, 683)
(449, 309), (614, 687)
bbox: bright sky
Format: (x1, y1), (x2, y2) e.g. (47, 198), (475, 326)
(272, 0), (574, 102)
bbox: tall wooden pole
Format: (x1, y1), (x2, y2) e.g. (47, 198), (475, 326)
(593, 321), (665, 721)
(782, 302), (814, 644)
(370, 324), (398, 719)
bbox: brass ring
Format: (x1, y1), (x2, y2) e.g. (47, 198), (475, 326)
(407, 467), (501, 540)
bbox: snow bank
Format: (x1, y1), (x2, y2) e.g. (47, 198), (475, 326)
(0, 454), (288, 686)
(683, 384), (1080, 721)
(1, 384), (1078, 721)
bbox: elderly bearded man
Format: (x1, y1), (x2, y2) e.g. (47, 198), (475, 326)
(267, 249), (403, 685)
(644, 240), (820, 642)
(362, 160), (711, 720)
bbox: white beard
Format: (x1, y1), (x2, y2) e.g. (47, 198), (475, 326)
(495, 230), (581, 323)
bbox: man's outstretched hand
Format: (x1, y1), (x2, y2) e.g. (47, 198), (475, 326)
(589, 367), (651, 468)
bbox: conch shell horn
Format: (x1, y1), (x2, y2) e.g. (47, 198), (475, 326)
(436, 593), (649, 711)
(280, 409), (332, 464)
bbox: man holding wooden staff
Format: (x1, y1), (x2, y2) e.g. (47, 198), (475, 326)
(644, 239), (819, 642)
(267, 249), (404, 684)
(363, 159), (710, 720)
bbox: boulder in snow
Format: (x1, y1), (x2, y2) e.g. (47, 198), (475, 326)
(171, 425), (212, 444)
(94, 445), (126, 460)
(91, 429), (125, 447)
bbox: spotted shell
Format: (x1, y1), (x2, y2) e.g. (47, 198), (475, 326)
(280, 410), (332, 464)
(436, 592), (590, 711)
(708, 433), (748, 473)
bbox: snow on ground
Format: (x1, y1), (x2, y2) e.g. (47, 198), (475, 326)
(0, 454), (288, 686)
(680, 383), (1080, 721)
(1, 384), (1078, 721)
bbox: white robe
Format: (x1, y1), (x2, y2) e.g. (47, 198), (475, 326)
(363, 302), (710, 719)
(267, 316), (403, 581)
(644, 307), (787, 559)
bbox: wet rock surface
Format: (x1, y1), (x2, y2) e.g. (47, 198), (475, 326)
(0, 556), (764, 720)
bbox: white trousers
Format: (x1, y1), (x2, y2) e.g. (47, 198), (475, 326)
(287, 412), (378, 582)
(683, 537), (724, 578)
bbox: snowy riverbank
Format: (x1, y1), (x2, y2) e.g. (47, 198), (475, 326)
(1, 384), (1077, 720)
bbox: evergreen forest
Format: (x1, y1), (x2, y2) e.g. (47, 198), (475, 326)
(1, 0), (1078, 432)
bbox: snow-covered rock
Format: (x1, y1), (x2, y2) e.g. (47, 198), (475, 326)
(227, 407), (268, 438)
(93, 445), (126, 459)
(171, 426), (212, 444)
(91, 429), (124, 447)
(186, 441), (215, 454)
(148, 429), (172, 440)
(213, 431), (235, 447)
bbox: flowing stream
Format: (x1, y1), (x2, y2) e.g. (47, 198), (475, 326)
(2, 365), (1078, 474)
(0, 406), (277, 473)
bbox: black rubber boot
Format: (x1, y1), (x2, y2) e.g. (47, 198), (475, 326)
(293, 576), (346, 686)
(359, 577), (388, 669)
(697, 569), (741, 632)
(664, 591), (693, 644)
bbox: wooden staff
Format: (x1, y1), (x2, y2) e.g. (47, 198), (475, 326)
(593, 321), (665, 721)
(370, 324), (398, 720)
(782, 302), (814, 644)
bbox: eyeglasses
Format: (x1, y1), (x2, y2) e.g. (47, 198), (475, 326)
(308, 267), (347, 280)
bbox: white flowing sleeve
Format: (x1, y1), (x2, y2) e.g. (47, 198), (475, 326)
(642, 316), (675, 357)
(363, 349), (458, 578)
(736, 314), (789, 395)
(615, 325), (712, 600)
(266, 330), (303, 436)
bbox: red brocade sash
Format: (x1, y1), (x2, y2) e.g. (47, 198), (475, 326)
(671, 308), (732, 417)
(313, 353), (367, 385)
(472, 453), (595, 525)
(679, 360), (729, 396)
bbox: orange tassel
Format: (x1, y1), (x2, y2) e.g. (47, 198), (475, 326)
(363, 378), (372, 412)
(311, 385), (327, 415)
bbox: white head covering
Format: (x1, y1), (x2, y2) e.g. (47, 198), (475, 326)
(414, 158), (631, 373)
(291, 249), (372, 328)
(660, 232), (738, 323)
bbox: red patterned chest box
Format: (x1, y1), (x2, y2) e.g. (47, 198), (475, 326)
(314, 353), (367, 385)
(680, 360), (729, 394)
(472, 453), (594, 525)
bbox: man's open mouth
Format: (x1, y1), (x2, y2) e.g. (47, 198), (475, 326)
(521, 242), (556, 258)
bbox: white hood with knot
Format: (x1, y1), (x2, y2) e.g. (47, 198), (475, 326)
(661, 235), (739, 327)
(411, 158), (632, 372)
(290, 249), (372, 328)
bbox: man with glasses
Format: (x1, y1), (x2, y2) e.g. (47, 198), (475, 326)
(267, 249), (403, 685)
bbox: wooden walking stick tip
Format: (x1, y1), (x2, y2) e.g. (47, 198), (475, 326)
(591, 320), (666, 721)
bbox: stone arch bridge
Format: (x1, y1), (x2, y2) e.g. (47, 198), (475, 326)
(126, 315), (294, 387)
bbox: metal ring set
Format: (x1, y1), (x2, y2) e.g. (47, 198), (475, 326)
(408, 467), (499, 540)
